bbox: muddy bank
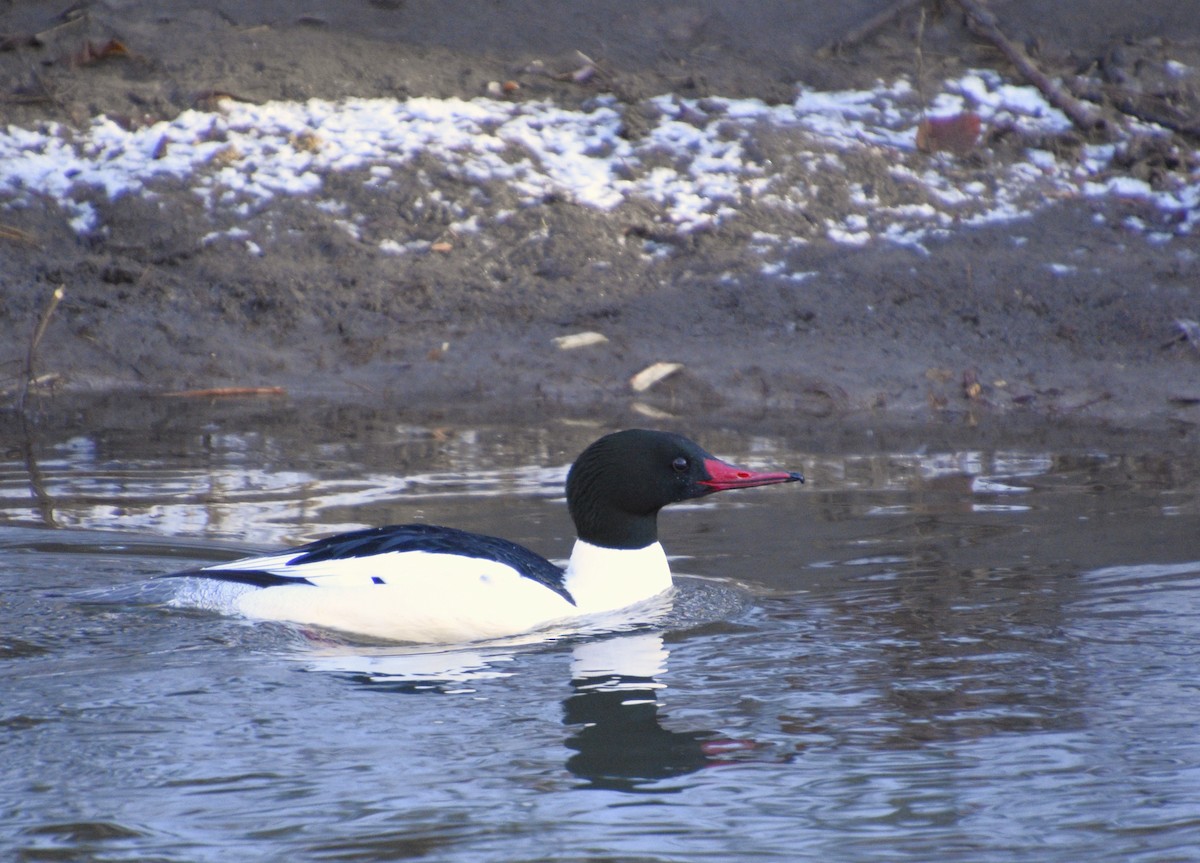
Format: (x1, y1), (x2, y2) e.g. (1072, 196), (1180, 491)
(1, 1), (1199, 435)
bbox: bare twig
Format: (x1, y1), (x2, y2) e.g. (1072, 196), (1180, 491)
(820, 0), (925, 55)
(34, 6), (87, 43)
(914, 5), (928, 114)
(18, 412), (60, 528)
(15, 284), (64, 412)
(1070, 80), (1200, 139)
(951, 0), (1107, 134)
(0, 224), (39, 246)
(551, 50), (610, 85)
(160, 386), (286, 398)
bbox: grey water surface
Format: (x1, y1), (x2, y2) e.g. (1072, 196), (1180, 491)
(2, 400), (1199, 862)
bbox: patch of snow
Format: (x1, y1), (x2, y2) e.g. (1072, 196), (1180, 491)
(0, 67), (1196, 257)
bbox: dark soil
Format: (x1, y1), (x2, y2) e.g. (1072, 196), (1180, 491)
(2, 1), (1199, 436)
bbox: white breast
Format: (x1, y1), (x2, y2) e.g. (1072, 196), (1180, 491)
(562, 540), (673, 614)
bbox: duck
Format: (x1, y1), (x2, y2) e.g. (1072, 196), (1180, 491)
(165, 429), (803, 643)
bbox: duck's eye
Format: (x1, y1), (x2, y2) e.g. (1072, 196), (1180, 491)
(672, 457), (689, 473)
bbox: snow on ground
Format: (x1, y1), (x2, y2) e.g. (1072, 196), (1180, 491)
(1, 68), (1197, 256)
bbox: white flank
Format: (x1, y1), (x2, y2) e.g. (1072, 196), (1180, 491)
(230, 550), (575, 642)
(170, 543), (673, 643)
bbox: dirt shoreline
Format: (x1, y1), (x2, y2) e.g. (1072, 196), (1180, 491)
(2, 2), (1199, 437)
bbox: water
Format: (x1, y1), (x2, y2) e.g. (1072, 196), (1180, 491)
(3, 399), (1200, 862)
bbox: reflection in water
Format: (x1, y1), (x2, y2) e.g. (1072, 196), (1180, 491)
(564, 634), (782, 792)
(564, 680), (716, 792)
(1, 418), (575, 545)
(12, 414), (58, 528)
(6, 408), (1194, 550)
(305, 646), (519, 694)
(566, 633), (701, 792)
(309, 632), (782, 793)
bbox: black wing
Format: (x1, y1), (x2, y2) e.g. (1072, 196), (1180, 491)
(167, 523), (573, 604)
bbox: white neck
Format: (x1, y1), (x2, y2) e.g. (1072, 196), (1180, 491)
(562, 539), (673, 614)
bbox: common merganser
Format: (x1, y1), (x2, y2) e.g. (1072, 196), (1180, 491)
(166, 429), (803, 643)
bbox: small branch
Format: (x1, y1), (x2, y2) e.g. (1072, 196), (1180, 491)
(18, 412), (60, 528)
(0, 224), (39, 246)
(160, 386), (286, 398)
(1070, 80), (1200, 140)
(15, 284), (64, 412)
(820, 0), (925, 55)
(951, 0), (1107, 134)
(34, 6), (88, 43)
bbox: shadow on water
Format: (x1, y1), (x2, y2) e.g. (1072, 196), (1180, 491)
(2, 394), (1200, 861)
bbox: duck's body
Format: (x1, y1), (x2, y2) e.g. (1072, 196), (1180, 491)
(175, 529), (670, 643)
(166, 430), (802, 643)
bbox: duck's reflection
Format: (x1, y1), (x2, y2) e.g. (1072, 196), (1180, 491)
(303, 644), (517, 693)
(565, 633), (757, 791)
(306, 631), (772, 791)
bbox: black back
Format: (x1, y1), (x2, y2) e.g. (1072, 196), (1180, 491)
(175, 523), (573, 604)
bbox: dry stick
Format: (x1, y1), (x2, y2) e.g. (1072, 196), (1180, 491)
(914, 6), (928, 118)
(820, 0), (925, 55)
(160, 387), (287, 398)
(951, 0), (1106, 134)
(0, 225), (39, 245)
(15, 285), (64, 412)
(1072, 81), (1200, 139)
